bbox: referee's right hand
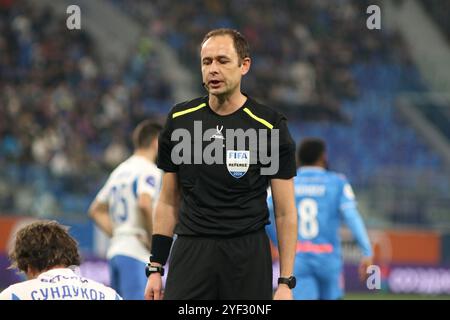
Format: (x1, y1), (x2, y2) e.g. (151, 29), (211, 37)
(144, 271), (163, 300)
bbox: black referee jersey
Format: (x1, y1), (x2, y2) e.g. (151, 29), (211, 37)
(157, 95), (296, 237)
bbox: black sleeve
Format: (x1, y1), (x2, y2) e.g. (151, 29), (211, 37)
(270, 117), (297, 179)
(157, 111), (179, 172)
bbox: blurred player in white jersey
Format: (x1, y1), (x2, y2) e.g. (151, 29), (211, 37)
(89, 120), (162, 299)
(0, 220), (121, 300)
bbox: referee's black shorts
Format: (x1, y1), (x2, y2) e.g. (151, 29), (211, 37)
(163, 229), (273, 300)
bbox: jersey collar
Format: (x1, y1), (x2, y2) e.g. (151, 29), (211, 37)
(298, 166), (326, 173)
(37, 267), (78, 279)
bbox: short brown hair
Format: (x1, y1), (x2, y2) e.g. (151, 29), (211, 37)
(9, 221), (81, 273)
(201, 28), (250, 65)
(132, 120), (162, 149)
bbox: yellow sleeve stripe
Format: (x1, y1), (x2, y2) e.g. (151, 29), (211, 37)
(243, 108), (274, 129)
(172, 103), (206, 119)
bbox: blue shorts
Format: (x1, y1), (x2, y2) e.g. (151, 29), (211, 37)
(293, 256), (344, 300)
(109, 255), (147, 300)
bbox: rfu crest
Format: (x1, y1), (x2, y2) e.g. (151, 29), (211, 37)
(226, 150), (250, 179)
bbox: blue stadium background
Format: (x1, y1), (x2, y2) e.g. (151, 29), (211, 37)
(1, 0), (449, 298)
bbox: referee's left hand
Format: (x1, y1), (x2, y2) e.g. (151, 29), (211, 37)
(144, 272), (163, 300)
(273, 285), (293, 300)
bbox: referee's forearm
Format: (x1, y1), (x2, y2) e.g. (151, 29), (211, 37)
(275, 212), (297, 277)
(153, 201), (178, 237)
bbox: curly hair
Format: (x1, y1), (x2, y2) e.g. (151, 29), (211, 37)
(9, 220), (81, 273)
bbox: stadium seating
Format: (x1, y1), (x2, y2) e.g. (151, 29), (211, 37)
(0, 0), (446, 225)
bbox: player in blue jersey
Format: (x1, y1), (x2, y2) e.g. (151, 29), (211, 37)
(267, 138), (373, 300)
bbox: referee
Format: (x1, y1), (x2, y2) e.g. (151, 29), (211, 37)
(144, 28), (298, 300)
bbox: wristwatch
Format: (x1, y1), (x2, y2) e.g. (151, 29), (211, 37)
(145, 264), (165, 277)
(278, 276), (296, 289)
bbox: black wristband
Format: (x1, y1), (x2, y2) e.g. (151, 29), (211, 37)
(150, 234), (173, 265)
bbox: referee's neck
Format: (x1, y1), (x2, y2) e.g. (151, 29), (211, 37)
(209, 91), (247, 116)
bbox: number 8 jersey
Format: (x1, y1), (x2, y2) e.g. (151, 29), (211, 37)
(267, 166), (372, 262)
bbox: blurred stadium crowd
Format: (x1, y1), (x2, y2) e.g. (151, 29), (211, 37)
(0, 0), (173, 216)
(113, 0), (411, 120)
(421, 0), (450, 41)
(0, 0), (448, 228)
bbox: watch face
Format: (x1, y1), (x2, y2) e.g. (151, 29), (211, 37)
(290, 276), (296, 289)
(145, 264), (165, 277)
(278, 276), (296, 289)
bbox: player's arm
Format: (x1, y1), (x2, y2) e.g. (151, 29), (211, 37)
(270, 178), (298, 300)
(88, 200), (113, 237)
(340, 182), (373, 281)
(144, 172), (180, 300)
(341, 206), (372, 257)
(342, 204), (373, 281)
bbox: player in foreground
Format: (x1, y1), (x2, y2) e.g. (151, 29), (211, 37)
(267, 138), (373, 299)
(0, 220), (121, 300)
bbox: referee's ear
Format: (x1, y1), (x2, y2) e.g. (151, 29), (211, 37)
(240, 57), (251, 76)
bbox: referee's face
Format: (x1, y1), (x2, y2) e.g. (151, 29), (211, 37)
(201, 35), (250, 97)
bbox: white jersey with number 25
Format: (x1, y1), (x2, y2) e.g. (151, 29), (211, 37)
(95, 155), (161, 262)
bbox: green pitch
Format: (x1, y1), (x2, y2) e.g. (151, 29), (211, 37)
(345, 292), (450, 300)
